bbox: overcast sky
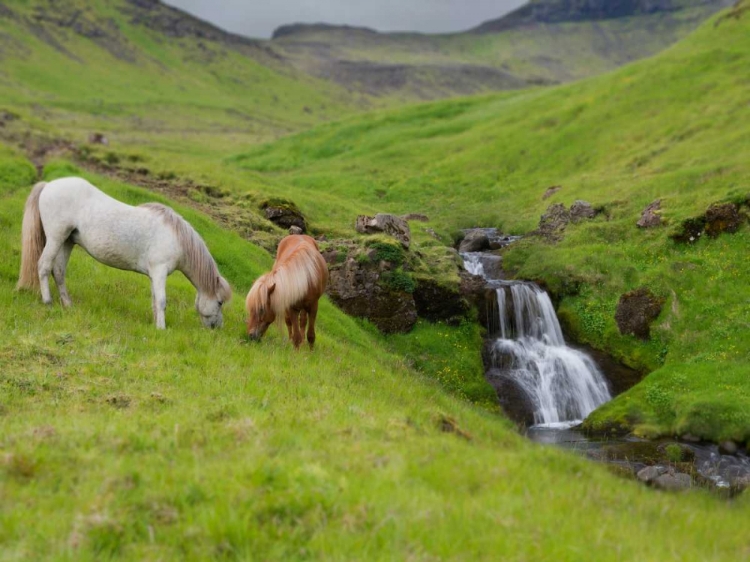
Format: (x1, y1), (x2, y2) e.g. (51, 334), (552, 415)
(163, 0), (527, 39)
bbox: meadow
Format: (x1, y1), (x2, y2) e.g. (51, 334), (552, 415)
(1, 0), (750, 558)
(2, 148), (750, 560)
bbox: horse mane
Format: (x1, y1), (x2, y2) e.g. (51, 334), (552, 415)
(246, 239), (327, 328)
(141, 203), (231, 302)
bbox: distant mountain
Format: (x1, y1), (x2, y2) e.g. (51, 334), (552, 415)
(269, 0), (733, 100)
(472, 0), (733, 32)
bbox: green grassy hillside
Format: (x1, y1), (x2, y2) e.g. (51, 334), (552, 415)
(0, 0), (361, 155)
(269, 0), (729, 99)
(1, 147), (749, 560)
(229, 5), (750, 443)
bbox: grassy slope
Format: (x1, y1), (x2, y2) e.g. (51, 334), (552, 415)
(0, 0), (362, 155)
(229, 7), (750, 443)
(1, 147), (749, 560)
(270, 2), (726, 99)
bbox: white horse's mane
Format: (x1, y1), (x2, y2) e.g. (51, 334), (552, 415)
(247, 242), (326, 327)
(141, 203), (231, 301)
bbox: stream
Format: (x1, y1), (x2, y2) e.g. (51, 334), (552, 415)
(461, 228), (750, 491)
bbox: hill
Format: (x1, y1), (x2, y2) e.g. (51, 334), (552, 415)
(2, 148), (749, 560)
(268, 0), (732, 99)
(231, 3), (750, 444)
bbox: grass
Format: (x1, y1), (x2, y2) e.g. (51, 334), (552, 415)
(1, 148), (750, 560)
(226, 6), (750, 444)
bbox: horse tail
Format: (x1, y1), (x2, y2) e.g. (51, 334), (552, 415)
(16, 182), (47, 290)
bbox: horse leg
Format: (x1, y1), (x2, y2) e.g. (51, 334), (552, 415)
(306, 302), (319, 350)
(52, 240), (74, 307)
(299, 310), (308, 339)
(285, 312), (293, 340)
(149, 267), (168, 329)
(38, 234), (67, 305)
(290, 310), (303, 349)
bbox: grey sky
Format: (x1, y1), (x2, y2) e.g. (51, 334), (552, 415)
(163, 0), (527, 39)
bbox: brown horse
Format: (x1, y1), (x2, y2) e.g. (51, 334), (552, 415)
(245, 235), (328, 349)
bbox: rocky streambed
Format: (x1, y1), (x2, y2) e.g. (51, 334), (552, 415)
(460, 227), (750, 495)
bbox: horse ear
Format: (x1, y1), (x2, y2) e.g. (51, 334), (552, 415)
(268, 282), (276, 295)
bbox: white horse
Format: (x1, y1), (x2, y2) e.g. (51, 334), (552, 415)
(16, 177), (231, 329)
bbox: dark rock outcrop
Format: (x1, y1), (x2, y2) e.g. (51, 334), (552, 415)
(569, 200), (597, 222)
(637, 199), (662, 228)
(485, 367), (536, 426)
(355, 214), (411, 248)
(413, 278), (469, 324)
(542, 185), (562, 200)
(327, 257), (416, 333)
(537, 203), (570, 242)
(458, 230), (490, 253)
(615, 287), (665, 340)
(705, 203), (742, 237)
(261, 199), (306, 232)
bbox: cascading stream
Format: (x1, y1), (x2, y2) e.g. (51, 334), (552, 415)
(462, 234), (611, 428)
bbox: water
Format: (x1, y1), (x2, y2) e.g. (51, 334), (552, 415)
(461, 236), (612, 427)
(489, 283), (611, 426)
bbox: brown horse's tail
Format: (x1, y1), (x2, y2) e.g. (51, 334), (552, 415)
(16, 182), (47, 291)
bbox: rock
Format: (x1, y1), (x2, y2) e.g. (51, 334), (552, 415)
(88, 132), (108, 145)
(537, 203), (570, 242)
(413, 278), (469, 325)
(705, 203), (742, 238)
(401, 213), (429, 222)
(637, 465), (667, 483)
(731, 475), (750, 492)
(356, 214), (411, 248)
(485, 367), (536, 426)
(653, 472), (692, 492)
(681, 433), (701, 443)
(671, 216), (706, 244)
(327, 257), (417, 334)
(569, 200), (597, 223)
(614, 287), (665, 340)
(458, 230), (490, 253)
(542, 185), (562, 200)
(637, 199), (662, 228)
(261, 199), (306, 232)
(719, 440), (739, 455)
(573, 344), (642, 396)
(288, 225), (303, 235)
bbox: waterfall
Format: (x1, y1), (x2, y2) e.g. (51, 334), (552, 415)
(461, 253), (485, 277)
(489, 283), (611, 427)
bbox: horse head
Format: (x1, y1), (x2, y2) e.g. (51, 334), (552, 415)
(195, 275), (232, 329)
(245, 274), (276, 341)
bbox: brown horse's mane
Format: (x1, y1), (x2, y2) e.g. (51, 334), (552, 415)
(141, 203), (231, 302)
(246, 238), (327, 327)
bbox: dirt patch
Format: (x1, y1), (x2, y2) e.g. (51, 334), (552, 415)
(615, 287), (665, 340)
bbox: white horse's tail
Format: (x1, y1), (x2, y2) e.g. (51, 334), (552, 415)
(17, 182), (47, 290)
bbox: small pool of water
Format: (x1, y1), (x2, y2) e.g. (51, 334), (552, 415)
(527, 426), (750, 490)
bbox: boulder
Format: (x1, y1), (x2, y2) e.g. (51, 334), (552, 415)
(537, 203), (570, 242)
(327, 257), (417, 333)
(718, 440), (739, 455)
(614, 287), (665, 340)
(542, 185), (562, 200)
(637, 465), (667, 483)
(637, 199), (662, 228)
(356, 214), (411, 248)
(88, 132), (108, 145)
(569, 200), (597, 222)
(458, 230), (490, 253)
(485, 367), (536, 427)
(413, 277), (469, 325)
(705, 203), (742, 238)
(262, 199), (306, 232)
(288, 225), (303, 235)
(653, 472), (692, 492)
